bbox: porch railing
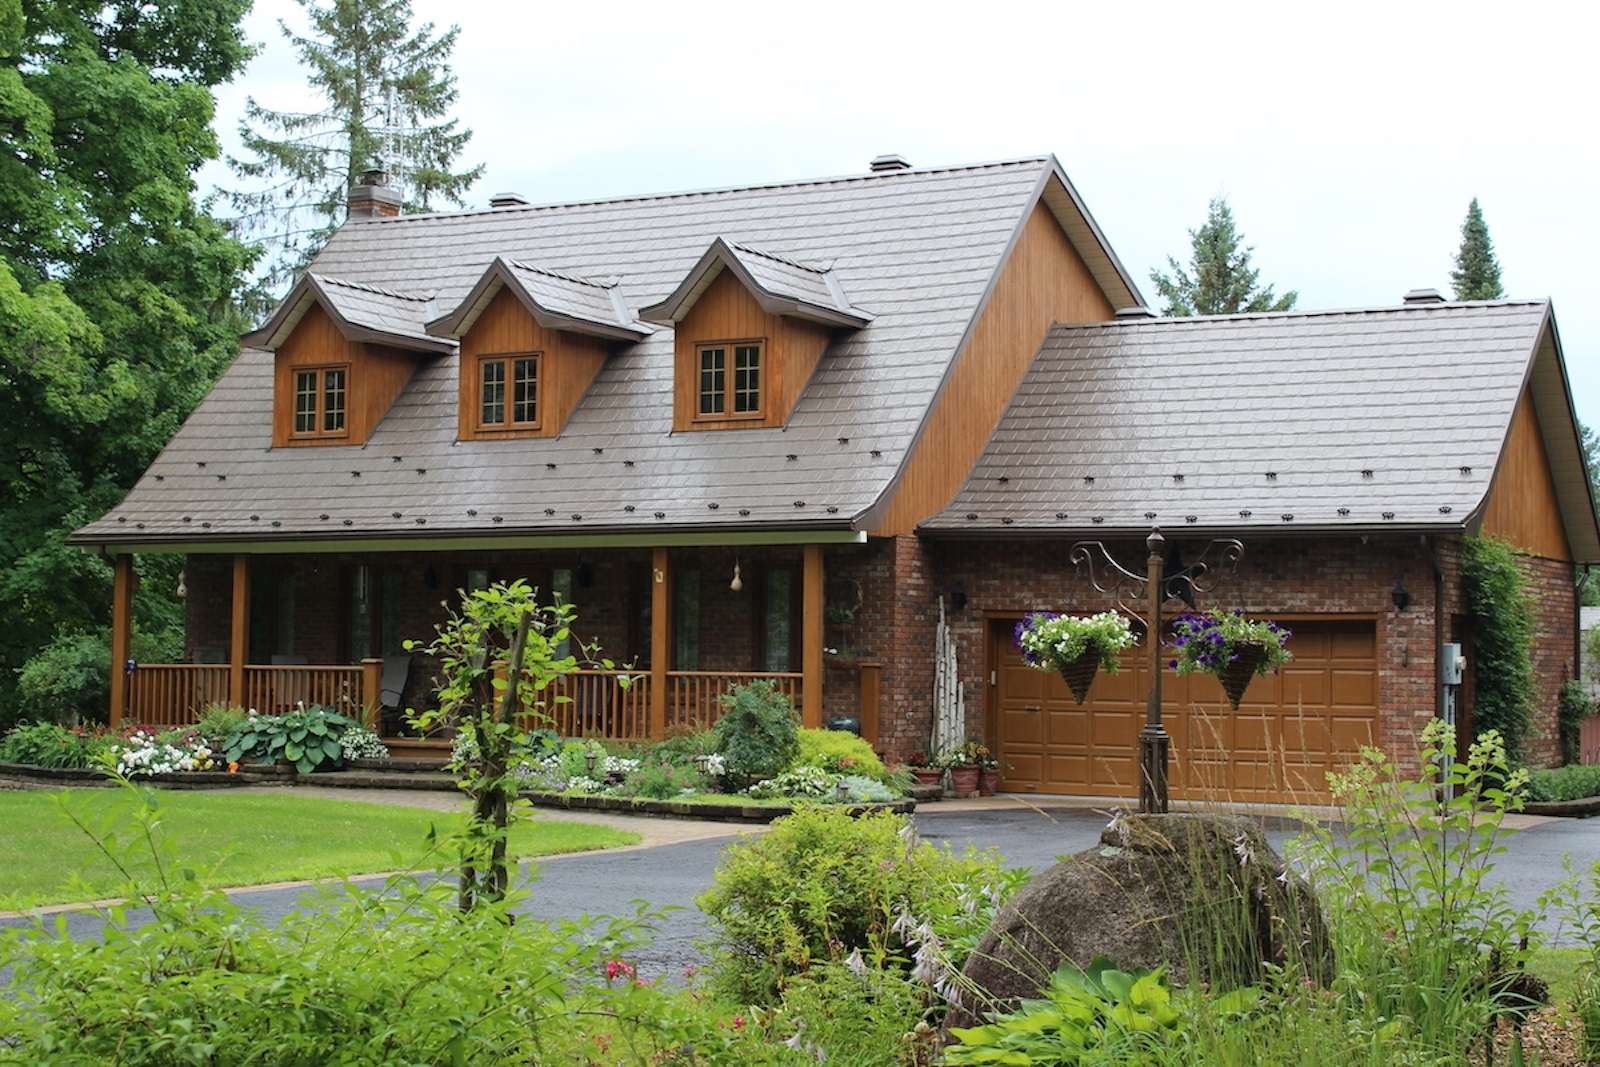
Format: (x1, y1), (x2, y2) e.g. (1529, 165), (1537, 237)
(242, 665), (367, 717)
(666, 671), (803, 730)
(543, 670), (650, 740)
(124, 664), (230, 727)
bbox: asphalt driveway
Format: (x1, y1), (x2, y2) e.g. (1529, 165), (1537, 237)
(6, 803), (1599, 982)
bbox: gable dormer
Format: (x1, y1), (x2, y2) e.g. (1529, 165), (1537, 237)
(640, 239), (871, 431)
(427, 257), (652, 440)
(243, 274), (448, 448)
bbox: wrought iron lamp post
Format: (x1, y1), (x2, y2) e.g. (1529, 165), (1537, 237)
(1068, 528), (1245, 814)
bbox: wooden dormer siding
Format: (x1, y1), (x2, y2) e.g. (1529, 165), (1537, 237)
(271, 303), (420, 448)
(1480, 386), (1573, 561)
(671, 271), (832, 431)
(870, 198), (1116, 534)
(457, 288), (610, 441)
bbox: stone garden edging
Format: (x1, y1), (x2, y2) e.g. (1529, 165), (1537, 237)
(517, 790), (915, 823)
(1522, 796), (1600, 817)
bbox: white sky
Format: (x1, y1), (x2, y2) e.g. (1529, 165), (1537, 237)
(201, 0), (1600, 425)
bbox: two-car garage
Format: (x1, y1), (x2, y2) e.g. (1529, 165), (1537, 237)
(989, 618), (1380, 804)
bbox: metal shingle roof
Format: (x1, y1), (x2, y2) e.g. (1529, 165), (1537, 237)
(242, 273), (450, 352)
(923, 300), (1563, 538)
(426, 256), (652, 341)
(78, 157), (1078, 545)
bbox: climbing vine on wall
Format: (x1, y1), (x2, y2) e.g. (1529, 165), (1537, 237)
(1461, 535), (1535, 764)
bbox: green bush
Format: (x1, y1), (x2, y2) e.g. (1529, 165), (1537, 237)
(193, 703), (250, 750)
(713, 681), (799, 788)
(223, 706), (356, 773)
(616, 761), (707, 800)
(746, 765), (835, 800)
(643, 727), (721, 768)
(1462, 535), (1535, 763)
(1559, 679), (1595, 766)
(795, 727), (887, 780)
(769, 961), (935, 1065)
(1526, 762), (1600, 802)
(14, 627), (180, 728)
(697, 807), (1012, 1003)
(0, 721), (112, 769)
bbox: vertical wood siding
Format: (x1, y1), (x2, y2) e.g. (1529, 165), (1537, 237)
(457, 288), (611, 440)
(271, 302), (420, 447)
(1481, 387), (1573, 561)
(870, 198), (1115, 534)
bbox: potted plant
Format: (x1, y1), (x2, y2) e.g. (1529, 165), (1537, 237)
(1015, 610), (1137, 704)
(908, 752), (944, 790)
(977, 749), (1001, 796)
(940, 741), (983, 797)
(1168, 610), (1293, 709)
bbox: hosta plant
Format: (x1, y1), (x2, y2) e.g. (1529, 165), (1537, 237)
(1015, 611), (1136, 674)
(224, 705), (355, 774)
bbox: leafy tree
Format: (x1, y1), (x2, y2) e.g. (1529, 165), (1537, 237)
(0, 0), (254, 724)
(1450, 198), (1505, 301)
(1461, 535), (1534, 764)
(1150, 197), (1297, 316)
(227, 0), (484, 291)
(1581, 422), (1600, 606)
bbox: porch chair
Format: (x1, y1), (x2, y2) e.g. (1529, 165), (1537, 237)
(379, 655), (411, 735)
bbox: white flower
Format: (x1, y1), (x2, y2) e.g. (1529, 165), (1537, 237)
(844, 948), (867, 977)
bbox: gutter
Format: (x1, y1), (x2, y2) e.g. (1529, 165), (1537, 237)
(917, 520), (1469, 541)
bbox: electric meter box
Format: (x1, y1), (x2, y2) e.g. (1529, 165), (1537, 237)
(1440, 643), (1466, 686)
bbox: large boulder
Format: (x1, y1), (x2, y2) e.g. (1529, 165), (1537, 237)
(953, 813), (1331, 1025)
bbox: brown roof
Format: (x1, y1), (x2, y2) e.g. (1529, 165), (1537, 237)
(923, 300), (1600, 562)
(75, 156), (1141, 548)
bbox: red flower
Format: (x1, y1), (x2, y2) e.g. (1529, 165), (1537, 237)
(604, 959), (636, 982)
(732, 1015), (746, 1031)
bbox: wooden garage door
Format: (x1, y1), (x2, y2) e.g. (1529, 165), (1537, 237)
(993, 618), (1378, 803)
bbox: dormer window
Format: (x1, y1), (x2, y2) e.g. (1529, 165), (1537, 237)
(697, 341), (762, 419)
(477, 353), (541, 430)
(291, 365), (349, 439)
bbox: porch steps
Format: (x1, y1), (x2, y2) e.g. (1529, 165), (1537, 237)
(380, 738), (452, 765)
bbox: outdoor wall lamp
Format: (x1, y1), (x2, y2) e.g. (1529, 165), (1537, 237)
(1391, 578), (1411, 613)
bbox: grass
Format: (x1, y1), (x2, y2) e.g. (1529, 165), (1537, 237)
(0, 788), (639, 909)
(1533, 946), (1590, 1008)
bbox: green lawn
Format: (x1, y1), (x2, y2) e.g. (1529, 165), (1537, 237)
(0, 788), (639, 908)
(1532, 945), (1589, 1008)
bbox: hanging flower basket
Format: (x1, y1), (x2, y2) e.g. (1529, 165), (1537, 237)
(1014, 611), (1137, 706)
(1169, 611), (1292, 711)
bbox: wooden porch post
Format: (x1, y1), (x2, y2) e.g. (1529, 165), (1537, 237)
(802, 544), (825, 728)
(228, 555), (250, 708)
(857, 659), (882, 747)
(361, 657), (383, 731)
(109, 554), (134, 728)
(649, 548), (670, 737)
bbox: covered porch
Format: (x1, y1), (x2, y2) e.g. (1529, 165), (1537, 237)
(109, 539), (880, 746)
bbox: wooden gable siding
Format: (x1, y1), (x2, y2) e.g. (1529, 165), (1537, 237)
(1480, 386), (1573, 561)
(871, 198), (1115, 535)
(671, 271), (832, 431)
(457, 287), (611, 440)
(271, 303), (419, 447)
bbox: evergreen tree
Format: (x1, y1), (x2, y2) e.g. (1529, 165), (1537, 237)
(1150, 197), (1297, 317)
(1451, 198), (1505, 301)
(0, 0), (255, 723)
(227, 0), (484, 292)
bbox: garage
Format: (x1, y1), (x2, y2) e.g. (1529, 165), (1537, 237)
(990, 618), (1379, 803)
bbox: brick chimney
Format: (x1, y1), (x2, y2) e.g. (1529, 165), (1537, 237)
(348, 168), (402, 219)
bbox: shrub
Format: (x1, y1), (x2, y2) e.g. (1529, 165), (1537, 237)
(1462, 535), (1535, 762)
(194, 703), (250, 749)
(115, 728), (216, 776)
(338, 725), (389, 762)
(795, 727), (887, 781)
(616, 761), (707, 800)
(713, 680), (800, 788)
(645, 727), (721, 768)
(224, 705), (355, 773)
(1526, 762), (1600, 802)
(697, 807), (1011, 1003)
(837, 774), (897, 804)
(746, 765), (836, 800)
(0, 721), (111, 769)
(769, 961), (935, 1064)
(15, 627), (180, 727)
(1558, 679), (1595, 765)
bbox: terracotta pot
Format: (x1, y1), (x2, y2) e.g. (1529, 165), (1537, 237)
(949, 765), (980, 797)
(911, 767), (944, 789)
(978, 767), (1000, 796)
(1057, 648), (1100, 705)
(1218, 642), (1268, 709)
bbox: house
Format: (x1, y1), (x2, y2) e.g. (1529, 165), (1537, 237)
(72, 155), (1599, 801)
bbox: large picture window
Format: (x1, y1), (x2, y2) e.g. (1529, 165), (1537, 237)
(695, 340), (762, 419)
(477, 353), (541, 430)
(290, 365), (350, 438)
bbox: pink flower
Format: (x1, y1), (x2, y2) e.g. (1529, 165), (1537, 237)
(732, 1015), (747, 1031)
(604, 959), (636, 982)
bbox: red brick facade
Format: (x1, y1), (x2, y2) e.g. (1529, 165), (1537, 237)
(180, 531), (1575, 774)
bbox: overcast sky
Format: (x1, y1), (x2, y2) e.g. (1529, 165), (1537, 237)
(200, 0), (1600, 425)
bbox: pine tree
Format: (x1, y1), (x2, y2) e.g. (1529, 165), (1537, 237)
(1149, 197), (1297, 317)
(227, 0), (483, 291)
(1451, 198), (1505, 301)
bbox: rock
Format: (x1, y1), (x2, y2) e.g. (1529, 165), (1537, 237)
(953, 813), (1332, 1025)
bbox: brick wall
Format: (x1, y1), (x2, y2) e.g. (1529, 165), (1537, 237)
(1517, 554), (1576, 768)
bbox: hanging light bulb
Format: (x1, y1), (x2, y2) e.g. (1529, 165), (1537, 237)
(730, 560), (743, 592)
(175, 568), (187, 600)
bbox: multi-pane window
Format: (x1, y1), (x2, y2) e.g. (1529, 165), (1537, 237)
(696, 340), (762, 418)
(478, 354), (540, 429)
(290, 366), (349, 438)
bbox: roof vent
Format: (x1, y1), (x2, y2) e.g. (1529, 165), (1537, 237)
(869, 154), (912, 173)
(489, 191), (530, 208)
(1403, 288), (1446, 305)
(1115, 306), (1157, 320)
(348, 167), (402, 220)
